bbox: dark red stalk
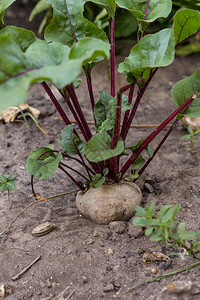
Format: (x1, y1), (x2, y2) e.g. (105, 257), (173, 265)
(109, 84), (132, 180)
(120, 84), (135, 138)
(122, 69), (158, 140)
(110, 17), (115, 97)
(60, 162), (89, 181)
(65, 84), (92, 141)
(59, 165), (84, 191)
(62, 153), (95, 176)
(109, 92), (122, 181)
(41, 82), (71, 126)
(144, 0), (150, 20)
(59, 89), (87, 140)
(84, 68), (95, 113)
(138, 120), (177, 177)
(137, 102), (193, 177)
(120, 94), (197, 176)
(175, 30), (200, 49)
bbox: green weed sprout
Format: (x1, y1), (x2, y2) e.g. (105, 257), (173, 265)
(0, 175), (17, 209)
(133, 202), (200, 258)
(180, 125), (200, 153)
(16, 105), (47, 136)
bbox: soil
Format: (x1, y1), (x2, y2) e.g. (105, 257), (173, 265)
(1, 2), (200, 300)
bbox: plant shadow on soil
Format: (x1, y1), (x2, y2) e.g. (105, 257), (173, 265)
(1, 3), (200, 300)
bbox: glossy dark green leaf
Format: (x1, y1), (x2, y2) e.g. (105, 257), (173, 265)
(118, 29), (175, 85)
(60, 125), (84, 156)
(45, 0), (108, 46)
(172, 69), (200, 117)
(173, 9), (200, 47)
(0, 36), (82, 112)
(85, 131), (124, 162)
(26, 147), (62, 179)
(116, 0), (172, 22)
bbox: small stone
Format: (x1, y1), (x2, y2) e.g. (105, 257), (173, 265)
(87, 238), (94, 245)
(0, 285), (5, 297)
(144, 183), (154, 193)
(120, 258), (126, 264)
(109, 221), (126, 234)
(39, 280), (46, 288)
(128, 223), (144, 238)
(6, 296), (20, 300)
(144, 175), (155, 185)
(46, 279), (52, 288)
(105, 248), (114, 255)
(103, 284), (115, 292)
(151, 267), (157, 274)
(78, 276), (88, 284)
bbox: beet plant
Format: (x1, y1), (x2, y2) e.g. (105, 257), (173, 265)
(0, 0), (200, 224)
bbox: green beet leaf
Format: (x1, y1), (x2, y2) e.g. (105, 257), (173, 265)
(69, 37), (110, 67)
(0, 0), (16, 27)
(60, 125), (84, 156)
(130, 154), (145, 171)
(45, 0), (108, 47)
(90, 173), (106, 188)
(88, 0), (116, 18)
(116, 0), (172, 22)
(26, 147), (62, 179)
(118, 29), (175, 85)
(0, 174), (17, 192)
(173, 9), (200, 47)
(0, 26), (37, 51)
(85, 132), (124, 162)
(29, 0), (51, 22)
(172, 69), (200, 117)
(0, 36), (82, 112)
(94, 91), (130, 132)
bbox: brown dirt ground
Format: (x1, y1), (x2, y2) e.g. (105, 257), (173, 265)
(1, 2), (200, 300)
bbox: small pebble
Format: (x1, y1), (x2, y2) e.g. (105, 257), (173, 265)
(151, 267), (157, 274)
(104, 284), (115, 292)
(144, 183), (154, 193)
(109, 221), (126, 234)
(78, 276), (88, 284)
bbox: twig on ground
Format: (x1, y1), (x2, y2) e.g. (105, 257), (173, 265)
(55, 117), (172, 128)
(119, 260), (200, 296)
(53, 286), (75, 300)
(11, 255), (41, 281)
(66, 290), (75, 300)
(0, 190), (79, 237)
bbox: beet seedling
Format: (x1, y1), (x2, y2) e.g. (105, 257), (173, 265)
(0, 175), (17, 209)
(180, 125), (200, 153)
(133, 202), (200, 258)
(0, 1), (200, 194)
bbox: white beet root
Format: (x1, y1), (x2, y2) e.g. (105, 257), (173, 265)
(76, 181), (142, 225)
